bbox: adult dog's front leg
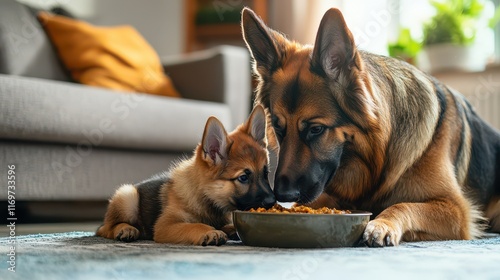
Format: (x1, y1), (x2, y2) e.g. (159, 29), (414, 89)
(363, 198), (473, 247)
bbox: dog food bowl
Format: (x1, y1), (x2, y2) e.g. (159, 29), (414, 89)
(233, 210), (372, 248)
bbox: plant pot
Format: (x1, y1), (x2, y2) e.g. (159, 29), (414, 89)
(420, 43), (487, 73)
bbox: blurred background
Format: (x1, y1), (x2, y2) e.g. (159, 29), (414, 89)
(17, 0), (500, 129)
(16, 0), (500, 66)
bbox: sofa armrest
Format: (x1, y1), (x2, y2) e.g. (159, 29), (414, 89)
(161, 46), (251, 129)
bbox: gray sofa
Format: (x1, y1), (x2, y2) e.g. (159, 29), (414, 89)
(0, 1), (251, 219)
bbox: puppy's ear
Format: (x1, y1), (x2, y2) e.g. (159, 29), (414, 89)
(311, 8), (357, 79)
(246, 105), (267, 147)
(241, 8), (285, 77)
(201, 117), (229, 165)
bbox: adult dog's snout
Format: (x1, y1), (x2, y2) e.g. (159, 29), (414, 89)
(274, 174), (301, 202)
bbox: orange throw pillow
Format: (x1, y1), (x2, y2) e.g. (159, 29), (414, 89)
(38, 12), (180, 98)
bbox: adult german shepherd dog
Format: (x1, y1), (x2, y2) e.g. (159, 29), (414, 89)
(241, 7), (500, 246)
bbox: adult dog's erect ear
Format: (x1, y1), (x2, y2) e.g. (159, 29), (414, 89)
(311, 8), (377, 129)
(241, 7), (285, 77)
(311, 8), (357, 79)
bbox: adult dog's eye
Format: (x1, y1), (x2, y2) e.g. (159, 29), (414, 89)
(309, 126), (325, 137)
(272, 117), (285, 141)
(273, 124), (284, 139)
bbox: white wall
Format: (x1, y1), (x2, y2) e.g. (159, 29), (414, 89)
(269, 0), (395, 55)
(17, 0), (184, 57)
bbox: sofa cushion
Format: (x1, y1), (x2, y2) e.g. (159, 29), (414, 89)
(0, 0), (69, 81)
(0, 74), (231, 151)
(38, 12), (180, 98)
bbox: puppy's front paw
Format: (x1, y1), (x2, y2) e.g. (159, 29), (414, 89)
(115, 225), (140, 242)
(363, 219), (402, 247)
(198, 230), (228, 246)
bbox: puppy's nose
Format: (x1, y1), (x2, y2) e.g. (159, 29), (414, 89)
(274, 175), (300, 202)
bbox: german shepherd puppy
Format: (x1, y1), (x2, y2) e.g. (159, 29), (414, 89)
(241, 8), (500, 246)
(96, 105), (275, 245)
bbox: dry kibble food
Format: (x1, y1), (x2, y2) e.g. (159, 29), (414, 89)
(249, 204), (351, 214)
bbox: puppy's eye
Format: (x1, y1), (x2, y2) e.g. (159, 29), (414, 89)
(237, 174), (249, 184)
(236, 169), (251, 184)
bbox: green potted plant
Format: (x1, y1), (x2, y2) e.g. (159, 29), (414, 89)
(422, 0), (499, 72)
(388, 28), (422, 65)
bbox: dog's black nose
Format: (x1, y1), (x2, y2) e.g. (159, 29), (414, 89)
(275, 190), (300, 202)
(262, 195), (276, 208)
(274, 175), (300, 202)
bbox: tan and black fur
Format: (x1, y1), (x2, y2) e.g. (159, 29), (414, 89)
(241, 8), (500, 246)
(96, 105), (275, 245)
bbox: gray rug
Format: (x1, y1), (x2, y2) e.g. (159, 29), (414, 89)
(1, 231), (500, 280)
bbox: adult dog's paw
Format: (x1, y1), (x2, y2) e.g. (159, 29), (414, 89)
(363, 219), (402, 247)
(198, 230), (228, 246)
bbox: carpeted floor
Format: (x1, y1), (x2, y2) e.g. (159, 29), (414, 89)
(1, 231), (500, 280)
